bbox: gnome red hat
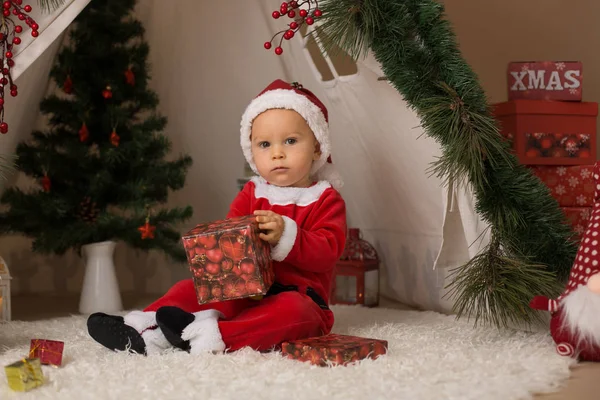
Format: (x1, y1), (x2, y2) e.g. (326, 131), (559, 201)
(240, 79), (343, 189)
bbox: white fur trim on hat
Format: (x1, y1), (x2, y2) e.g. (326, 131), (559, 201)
(240, 88), (331, 176)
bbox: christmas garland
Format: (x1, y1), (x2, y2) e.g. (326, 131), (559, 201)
(265, 0), (577, 328)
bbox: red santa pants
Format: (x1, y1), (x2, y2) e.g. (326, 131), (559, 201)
(144, 279), (334, 352)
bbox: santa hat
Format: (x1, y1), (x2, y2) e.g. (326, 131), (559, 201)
(240, 79), (343, 189)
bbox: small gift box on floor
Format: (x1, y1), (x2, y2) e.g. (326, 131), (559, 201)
(29, 339), (65, 366)
(182, 215), (274, 304)
(281, 333), (388, 367)
(4, 358), (44, 392)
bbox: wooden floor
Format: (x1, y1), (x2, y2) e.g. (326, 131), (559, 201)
(8, 293), (599, 399)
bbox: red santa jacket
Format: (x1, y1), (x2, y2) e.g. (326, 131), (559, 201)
(227, 177), (347, 305)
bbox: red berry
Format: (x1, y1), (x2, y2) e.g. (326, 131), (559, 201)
(2, 1), (10, 9)
(2, 68), (8, 74)
(285, 30), (294, 39)
(18, 13), (25, 20)
(7, 59), (14, 67)
(272, 10), (280, 19)
(10, 84), (16, 90)
(264, 41), (272, 49)
(0, 122), (8, 133)
(306, 17), (314, 25)
(314, 9), (322, 17)
(287, 10), (295, 18)
(1, 78), (7, 85)
(290, 21), (298, 29)
(12, 37), (21, 45)
(31, 30), (38, 37)
(10, 89), (17, 97)
(275, 46), (283, 55)
(5, 51), (12, 58)
(2, 9), (8, 16)
(299, 9), (308, 17)
(14, 25), (22, 33)
(31, 22), (38, 30)
(290, 1), (298, 7)
(0, 98), (4, 106)
(14, 0), (22, 4)
(24, 5), (32, 12)
(11, 8), (16, 14)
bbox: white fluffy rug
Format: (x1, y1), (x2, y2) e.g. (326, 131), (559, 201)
(0, 305), (573, 400)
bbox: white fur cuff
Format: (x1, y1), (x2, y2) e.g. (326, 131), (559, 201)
(124, 310), (156, 333)
(141, 328), (172, 355)
(271, 216), (297, 262)
(181, 311), (226, 355)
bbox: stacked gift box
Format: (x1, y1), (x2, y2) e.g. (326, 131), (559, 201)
(493, 61), (598, 241)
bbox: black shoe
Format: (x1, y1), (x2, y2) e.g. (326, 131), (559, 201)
(87, 312), (147, 355)
(156, 306), (195, 352)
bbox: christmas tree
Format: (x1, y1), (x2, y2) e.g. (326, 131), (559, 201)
(265, 0), (577, 328)
(0, 0), (193, 262)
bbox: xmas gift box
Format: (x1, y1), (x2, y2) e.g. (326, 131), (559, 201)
(561, 206), (592, 240)
(281, 333), (388, 367)
(4, 358), (44, 392)
(529, 165), (595, 207)
(29, 339), (64, 367)
(182, 215), (274, 304)
(493, 100), (598, 165)
(507, 61), (583, 101)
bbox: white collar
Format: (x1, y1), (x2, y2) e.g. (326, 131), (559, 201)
(251, 176), (331, 206)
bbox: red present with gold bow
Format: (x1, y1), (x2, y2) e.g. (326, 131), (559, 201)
(281, 333), (388, 367)
(182, 215), (274, 304)
(29, 339), (64, 366)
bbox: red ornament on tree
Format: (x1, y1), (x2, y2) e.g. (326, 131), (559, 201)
(41, 174), (51, 192)
(109, 129), (120, 147)
(124, 67), (135, 86)
(263, 0), (324, 56)
(78, 122), (89, 142)
(102, 86), (113, 99)
(138, 218), (156, 240)
(63, 74), (73, 94)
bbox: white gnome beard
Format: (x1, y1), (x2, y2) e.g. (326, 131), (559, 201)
(560, 284), (600, 348)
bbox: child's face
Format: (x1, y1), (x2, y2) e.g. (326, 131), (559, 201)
(250, 109), (321, 188)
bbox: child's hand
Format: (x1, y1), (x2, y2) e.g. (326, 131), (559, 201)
(254, 210), (284, 246)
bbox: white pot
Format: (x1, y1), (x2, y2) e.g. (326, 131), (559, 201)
(79, 240), (123, 314)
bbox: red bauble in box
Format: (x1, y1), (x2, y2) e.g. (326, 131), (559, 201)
(529, 165), (595, 207)
(29, 339), (64, 367)
(493, 100), (598, 165)
(561, 206), (592, 242)
(281, 333), (388, 367)
(181, 215), (274, 304)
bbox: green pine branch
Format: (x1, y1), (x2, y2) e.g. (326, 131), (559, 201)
(316, 0), (577, 328)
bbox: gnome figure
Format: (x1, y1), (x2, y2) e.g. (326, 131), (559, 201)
(529, 162), (600, 362)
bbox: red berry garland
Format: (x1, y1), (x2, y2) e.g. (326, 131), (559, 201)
(0, 1), (40, 134)
(264, 1), (323, 56)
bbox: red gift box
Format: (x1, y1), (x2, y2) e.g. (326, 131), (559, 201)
(182, 215), (274, 304)
(281, 333), (388, 367)
(493, 100), (598, 165)
(29, 339), (64, 366)
(529, 165), (595, 207)
(561, 206), (592, 240)
(507, 61), (583, 101)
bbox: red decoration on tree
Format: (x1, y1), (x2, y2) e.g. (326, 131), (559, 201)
(109, 129), (120, 147)
(78, 122), (89, 142)
(0, 1), (40, 133)
(102, 85), (112, 99)
(40, 174), (51, 192)
(63, 74), (73, 94)
(124, 67), (135, 86)
(138, 212), (156, 240)
(264, 0), (324, 55)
